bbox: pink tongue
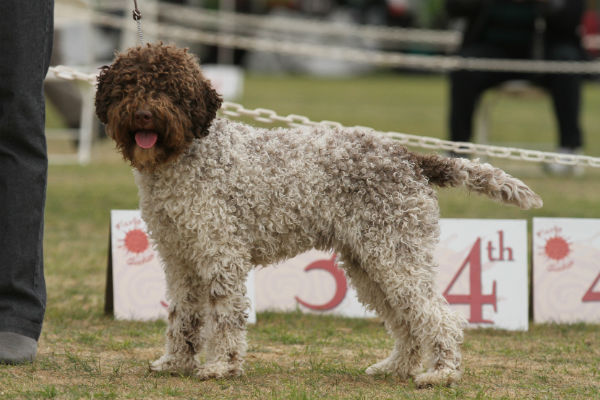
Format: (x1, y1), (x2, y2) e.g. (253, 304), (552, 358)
(135, 131), (158, 149)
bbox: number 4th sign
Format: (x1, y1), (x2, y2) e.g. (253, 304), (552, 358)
(434, 219), (529, 331)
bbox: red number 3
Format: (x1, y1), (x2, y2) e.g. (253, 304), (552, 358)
(295, 254), (348, 311)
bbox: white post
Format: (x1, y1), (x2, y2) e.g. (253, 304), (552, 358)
(77, 83), (94, 165)
(78, 14), (95, 165)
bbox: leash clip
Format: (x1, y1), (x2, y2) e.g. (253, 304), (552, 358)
(132, 0), (144, 45)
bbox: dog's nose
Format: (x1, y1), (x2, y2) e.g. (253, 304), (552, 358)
(134, 109), (153, 123)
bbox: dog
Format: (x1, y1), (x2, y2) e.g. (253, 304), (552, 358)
(95, 43), (542, 387)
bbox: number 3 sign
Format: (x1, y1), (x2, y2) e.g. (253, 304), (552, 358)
(254, 249), (376, 319)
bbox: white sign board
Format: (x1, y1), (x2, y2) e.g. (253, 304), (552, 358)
(255, 249), (376, 318)
(202, 65), (244, 100)
(109, 210), (169, 321)
(255, 219), (529, 330)
(107, 210), (257, 322)
(434, 219), (529, 331)
(107, 213), (528, 330)
(533, 218), (600, 324)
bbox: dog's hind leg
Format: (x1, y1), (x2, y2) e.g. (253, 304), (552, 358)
(344, 262), (422, 380)
(365, 318), (422, 379)
(375, 269), (465, 387)
(195, 268), (250, 380)
(412, 289), (466, 388)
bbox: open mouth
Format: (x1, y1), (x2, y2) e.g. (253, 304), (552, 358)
(134, 130), (158, 149)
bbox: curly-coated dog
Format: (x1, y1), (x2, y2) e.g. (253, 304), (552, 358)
(95, 43), (542, 387)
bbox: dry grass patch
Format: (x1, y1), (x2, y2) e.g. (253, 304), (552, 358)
(3, 314), (598, 399)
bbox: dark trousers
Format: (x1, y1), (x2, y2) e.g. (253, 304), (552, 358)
(0, 0), (54, 340)
(449, 42), (583, 149)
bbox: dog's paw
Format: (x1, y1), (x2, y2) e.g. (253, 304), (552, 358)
(195, 361), (242, 380)
(413, 368), (462, 388)
(365, 358), (395, 376)
(149, 354), (195, 375)
(366, 357), (415, 380)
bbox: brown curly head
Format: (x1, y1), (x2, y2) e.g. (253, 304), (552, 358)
(95, 43), (222, 171)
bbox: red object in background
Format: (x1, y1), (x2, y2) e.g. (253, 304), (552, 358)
(295, 254), (348, 311)
(582, 272), (600, 302)
(124, 229), (150, 254)
(583, 10), (600, 56)
(583, 10), (599, 35)
(443, 238), (498, 324)
(544, 235), (571, 262)
(387, 0), (408, 16)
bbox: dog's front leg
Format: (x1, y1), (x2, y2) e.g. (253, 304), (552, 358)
(195, 269), (250, 380)
(150, 289), (208, 375)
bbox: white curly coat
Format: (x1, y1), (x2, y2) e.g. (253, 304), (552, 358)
(134, 117), (542, 386)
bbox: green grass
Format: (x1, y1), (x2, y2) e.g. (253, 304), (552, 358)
(2, 73), (599, 399)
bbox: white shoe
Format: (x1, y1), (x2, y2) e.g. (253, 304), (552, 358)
(543, 147), (584, 176)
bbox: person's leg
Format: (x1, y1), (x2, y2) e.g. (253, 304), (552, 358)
(449, 43), (513, 144)
(543, 42), (583, 150)
(0, 0), (54, 363)
(539, 42), (584, 175)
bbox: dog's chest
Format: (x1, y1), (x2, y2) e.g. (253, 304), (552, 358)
(134, 168), (212, 243)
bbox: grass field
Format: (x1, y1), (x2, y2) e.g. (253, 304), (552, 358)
(1, 73), (599, 399)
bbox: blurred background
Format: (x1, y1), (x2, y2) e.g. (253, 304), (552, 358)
(48, 0), (600, 167)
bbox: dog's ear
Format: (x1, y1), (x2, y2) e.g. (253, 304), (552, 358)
(95, 65), (113, 124)
(191, 78), (222, 138)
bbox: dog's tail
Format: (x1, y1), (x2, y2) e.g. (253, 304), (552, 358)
(414, 153), (543, 209)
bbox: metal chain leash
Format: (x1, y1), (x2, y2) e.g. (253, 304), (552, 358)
(220, 102), (600, 168)
(45, 72), (600, 168)
(46, 64), (600, 168)
(132, 0), (144, 45)
(48, 65), (97, 84)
